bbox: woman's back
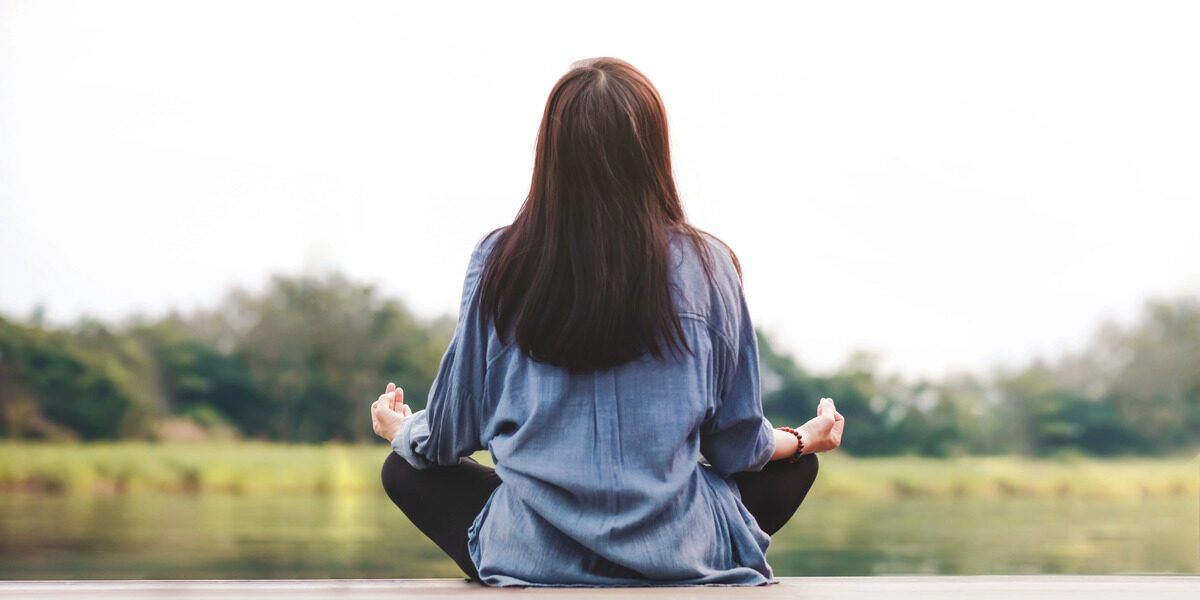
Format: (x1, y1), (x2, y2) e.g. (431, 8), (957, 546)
(377, 57), (836, 588)
(391, 227), (777, 586)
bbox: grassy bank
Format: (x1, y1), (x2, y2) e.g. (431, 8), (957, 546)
(1, 441), (1195, 498)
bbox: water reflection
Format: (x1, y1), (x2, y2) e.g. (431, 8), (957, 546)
(0, 493), (1196, 579)
(772, 495), (1199, 576)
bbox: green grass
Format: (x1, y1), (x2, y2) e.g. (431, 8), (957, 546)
(0, 441), (392, 495)
(815, 452), (1198, 499)
(0, 441), (1195, 498)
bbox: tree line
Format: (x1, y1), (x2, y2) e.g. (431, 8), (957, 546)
(1, 272), (1196, 456)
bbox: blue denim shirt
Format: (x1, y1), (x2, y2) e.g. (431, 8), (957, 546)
(391, 227), (777, 587)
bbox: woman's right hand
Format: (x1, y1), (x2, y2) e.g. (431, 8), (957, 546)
(371, 382), (412, 443)
(796, 397), (844, 454)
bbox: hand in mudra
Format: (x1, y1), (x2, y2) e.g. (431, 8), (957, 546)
(797, 397), (845, 454)
(371, 382), (412, 442)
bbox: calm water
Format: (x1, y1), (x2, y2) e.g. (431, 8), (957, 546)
(0, 492), (1196, 579)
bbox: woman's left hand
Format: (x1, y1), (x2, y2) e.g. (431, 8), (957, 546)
(795, 397), (844, 454)
(371, 382), (412, 442)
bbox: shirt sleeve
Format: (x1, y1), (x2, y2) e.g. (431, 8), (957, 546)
(391, 232), (496, 469)
(698, 272), (775, 479)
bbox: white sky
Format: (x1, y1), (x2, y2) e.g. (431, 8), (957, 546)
(1, 1), (1198, 379)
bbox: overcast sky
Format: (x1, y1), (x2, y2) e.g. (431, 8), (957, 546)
(2, 1), (1198, 379)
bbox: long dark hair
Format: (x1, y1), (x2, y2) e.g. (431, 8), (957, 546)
(478, 57), (740, 372)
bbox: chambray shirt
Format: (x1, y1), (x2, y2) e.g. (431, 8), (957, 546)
(391, 227), (777, 587)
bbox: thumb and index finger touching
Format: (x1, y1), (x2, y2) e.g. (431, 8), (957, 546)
(818, 397), (835, 418)
(818, 397), (844, 429)
(385, 382), (404, 412)
(821, 398), (845, 444)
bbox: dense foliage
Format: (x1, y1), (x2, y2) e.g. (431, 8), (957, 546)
(1, 273), (1196, 455)
(1, 274), (451, 443)
(758, 298), (1200, 457)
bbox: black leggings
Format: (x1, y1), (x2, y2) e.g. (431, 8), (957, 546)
(380, 452), (819, 582)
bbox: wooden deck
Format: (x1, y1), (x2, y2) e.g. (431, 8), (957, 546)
(0, 577), (1196, 599)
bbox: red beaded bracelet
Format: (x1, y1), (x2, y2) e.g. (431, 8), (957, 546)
(777, 427), (805, 464)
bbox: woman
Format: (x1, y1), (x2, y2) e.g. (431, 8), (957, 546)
(369, 57), (845, 587)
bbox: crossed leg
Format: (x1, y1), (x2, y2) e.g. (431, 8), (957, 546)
(380, 452), (499, 581)
(380, 451), (819, 581)
(730, 453), (819, 535)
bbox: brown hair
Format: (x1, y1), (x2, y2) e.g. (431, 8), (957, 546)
(478, 57), (738, 372)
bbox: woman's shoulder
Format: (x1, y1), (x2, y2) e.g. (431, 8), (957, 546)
(668, 227), (745, 334)
(671, 227), (742, 287)
(470, 226), (508, 261)
(696, 229), (742, 280)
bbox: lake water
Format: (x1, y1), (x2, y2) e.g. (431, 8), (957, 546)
(1, 492), (1196, 579)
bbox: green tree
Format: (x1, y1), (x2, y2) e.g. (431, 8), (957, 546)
(0, 317), (155, 439)
(191, 274), (450, 442)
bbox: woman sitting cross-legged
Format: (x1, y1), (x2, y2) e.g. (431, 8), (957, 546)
(370, 56), (845, 587)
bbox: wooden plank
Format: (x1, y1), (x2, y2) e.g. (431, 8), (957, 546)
(0, 577), (1197, 600)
